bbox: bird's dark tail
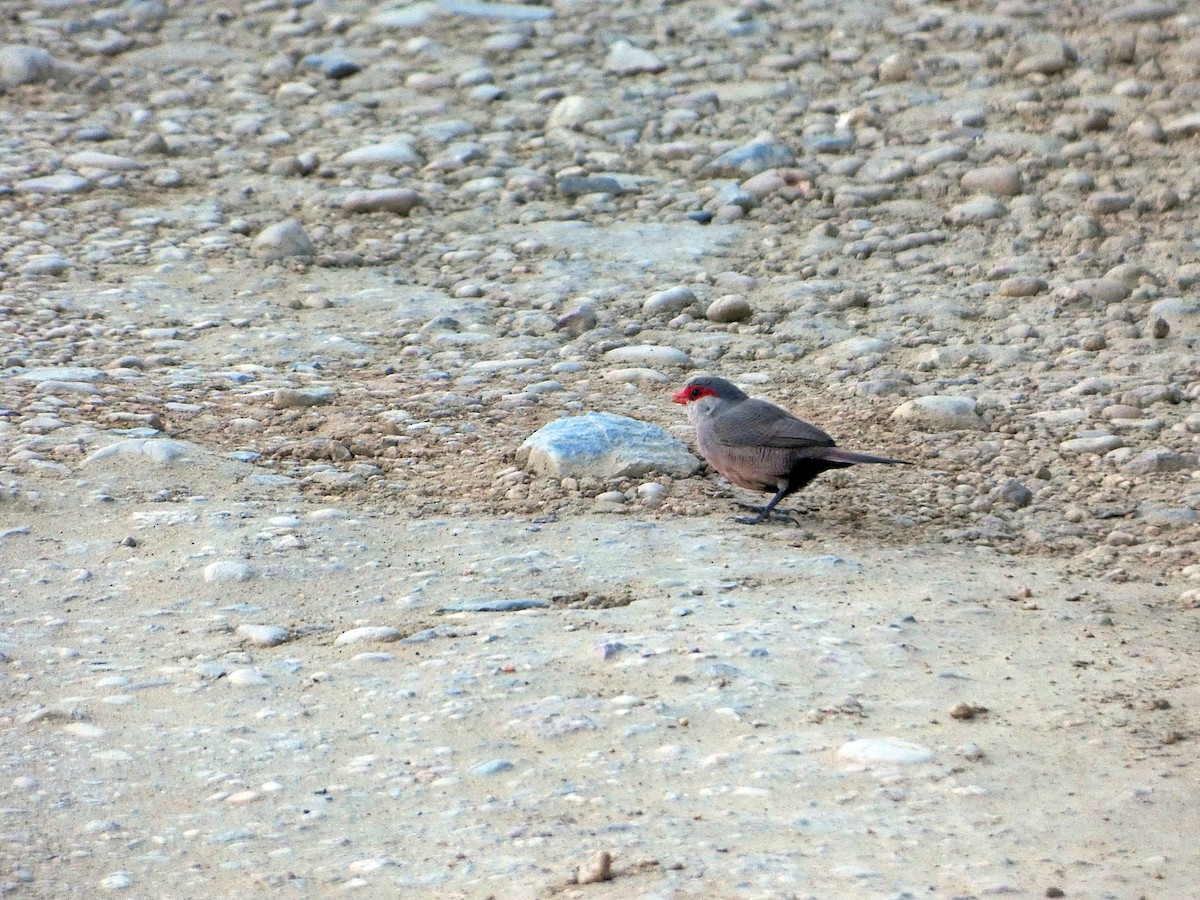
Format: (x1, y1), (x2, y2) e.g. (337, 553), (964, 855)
(817, 448), (909, 466)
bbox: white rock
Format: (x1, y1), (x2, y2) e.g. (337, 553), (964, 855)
(227, 668), (267, 686)
(237, 624), (290, 646)
(336, 626), (402, 645)
(337, 142), (422, 167)
(518, 412), (701, 479)
(605, 40), (665, 75)
(891, 396), (982, 430)
(547, 95), (604, 130)
(643, 285), (697, 317)
(204, 561), (253, 583)
(65, 151), (145, 171)
(604, 345), (692, 368)
(85, 439), (193, 466)
(838, 738), (934, 765)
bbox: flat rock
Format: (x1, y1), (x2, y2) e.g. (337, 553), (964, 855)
(439, 598), (550, 612)
(891, 396), (982, 430)
(335, 626), (402, 645)
(706, 140), (797, 177)
(1060, 435), (1126, 454)
(518, 412), (701, 478)
(961, 165), (1022, 197)
(16, 173), (90, 194)
(603, 345), (692, 368)
(1122, 448), (1197, 474)
(205, 561), (253, 583)
(85, 439), (194, 466)
(342, 188), (423, 215)
(838, 738), (935, 765)
(236, 624), (291, 646)
(946, 196), (1006, 224)
(337, 142), (422, 167)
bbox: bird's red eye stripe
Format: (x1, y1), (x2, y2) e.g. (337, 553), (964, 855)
(673, 383), (716, 404)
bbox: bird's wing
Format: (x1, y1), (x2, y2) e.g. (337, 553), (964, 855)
(708, 398), (836, 449)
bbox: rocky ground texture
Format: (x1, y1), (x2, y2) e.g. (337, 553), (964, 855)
(1, 0), (1199, 897)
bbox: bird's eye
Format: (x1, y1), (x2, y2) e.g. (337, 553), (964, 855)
(689, 386), (701, 398)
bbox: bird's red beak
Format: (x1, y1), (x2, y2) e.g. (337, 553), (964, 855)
(672, 387), (690, 405)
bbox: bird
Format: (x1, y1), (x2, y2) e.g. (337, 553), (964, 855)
(672, 375), (907, 525)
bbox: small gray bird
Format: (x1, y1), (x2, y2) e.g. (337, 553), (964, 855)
(672, 375), (907, 524)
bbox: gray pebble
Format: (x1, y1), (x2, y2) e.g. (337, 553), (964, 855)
(643, 285), (697, 317)
(254, 220), (314, 260)
(342, 189), (423, 215)
(706, 139), (797, 177)
(604, 40), (665, 75)
(274, 387), (335, 408)
(706, 294), (752, 323)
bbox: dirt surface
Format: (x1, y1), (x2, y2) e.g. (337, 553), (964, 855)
(2, 0), (1199, 897)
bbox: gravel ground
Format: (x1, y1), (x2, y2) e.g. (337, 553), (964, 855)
(1, 0), (1199, 897)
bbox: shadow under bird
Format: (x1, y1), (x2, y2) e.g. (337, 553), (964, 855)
(672, 375), (909, 525)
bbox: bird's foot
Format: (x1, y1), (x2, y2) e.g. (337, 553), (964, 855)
(730, 504), (797, 526)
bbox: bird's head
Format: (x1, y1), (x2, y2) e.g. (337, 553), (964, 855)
(672, 375), (748, 406)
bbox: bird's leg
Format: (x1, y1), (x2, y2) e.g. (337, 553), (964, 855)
(732, 486), (790, 525)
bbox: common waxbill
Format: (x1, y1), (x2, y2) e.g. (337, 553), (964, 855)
(672, 375), (907, 524)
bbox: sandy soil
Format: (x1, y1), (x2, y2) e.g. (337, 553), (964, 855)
(2, 0), (1200, 897)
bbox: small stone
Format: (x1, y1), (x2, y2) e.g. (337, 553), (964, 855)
(1151, 317), (1169, 339)
(254, 219), (313, 260)
(342, 188), (423, 215)
(993, 479), (1033, 508)
(304, 53), (361, 79)
(20, 255), (71, 276)
(547, 95), (604, 130)
(0, 45), (62, 87)
(335, 626), (402, 645)
(643, 285), (696, 317)
(472, 759), (514, 776)
(557, 175), (623, 196)
(16, 173), (91, 194)
(236, 625), (290, 647)
(1123, 448), (1196, 474)
(204, 561), (253, 583)
(877, 51), (913, 83)
(961, 166), (1022, 197)
(838, 738), (934, 765)
(1086, 192), (1134, 215)
(706, 294), (752, 323)
(227, 668), (267, 686)
(338, 142), (422, 167)
(1068, 278), (1131, 304)
(605, 40), (664, 75)
(946, 196), (1006, 225)
(273, 387), (335, 408)
(998, 276), (1047, 297)
(603, 345), (692, 368)
(65, 151), (145, 171)
(99, 871), (133, 891)
(577, 851), (613, 885)
(950, 702), (987, 720)
(1059, 435), (1125, 454)
(84, 438), (191, 466)
(706, 139), (797, 177)
(891, 396), (982, 431)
